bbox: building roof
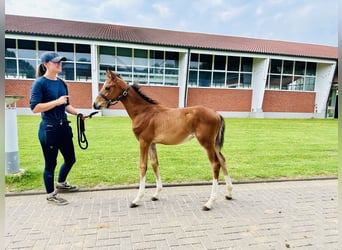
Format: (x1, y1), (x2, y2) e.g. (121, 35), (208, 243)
(6, 14), (338, 60)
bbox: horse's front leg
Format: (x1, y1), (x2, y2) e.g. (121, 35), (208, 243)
(149, 143), (162, 201)
(130, 141), (149, 208)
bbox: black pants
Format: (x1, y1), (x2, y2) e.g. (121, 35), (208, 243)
(38, 120), (76, 194)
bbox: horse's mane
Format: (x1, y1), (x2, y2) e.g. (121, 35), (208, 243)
(131, 83), (158, 105)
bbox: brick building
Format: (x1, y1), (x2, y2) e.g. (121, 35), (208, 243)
(5, 15), (338, 118)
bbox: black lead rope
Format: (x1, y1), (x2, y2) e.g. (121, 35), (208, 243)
(77, 111), (98, 150)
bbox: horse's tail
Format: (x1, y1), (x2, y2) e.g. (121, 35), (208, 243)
(215, 115), (225, 150)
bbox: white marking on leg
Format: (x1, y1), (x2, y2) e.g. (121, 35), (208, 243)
(152, 177), (163, 200)
(224, 175), (233, 199)
(132, 176), (146, 205)
(204, 179), (218, 210)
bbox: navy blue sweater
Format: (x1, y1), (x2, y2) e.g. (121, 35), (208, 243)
(30, 76), (70, 121)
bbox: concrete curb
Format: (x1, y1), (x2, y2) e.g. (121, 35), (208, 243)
(5, 176), (337, 197)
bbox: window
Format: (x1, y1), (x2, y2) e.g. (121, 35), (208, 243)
(133, 49), (148, 84)
(188, 53), (253, 88)
(58, 43), (91, 81)
(17, 40), (36, 79)
(38, 41), (54, 56)
(98, 46), (179, 86)
(99, 46), (115, 82)
(76, 44), (91, 81)
(5, 39), (17, 78)
(214, 55), (226, 70)
(227, 56), (239, 71)
(266, 59), (316, 91)
(4, 38), (92, 82)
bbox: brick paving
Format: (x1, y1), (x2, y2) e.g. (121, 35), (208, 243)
(4, 179), (338, 250)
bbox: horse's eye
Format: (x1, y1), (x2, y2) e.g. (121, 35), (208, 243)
(105, 86), (110, 91)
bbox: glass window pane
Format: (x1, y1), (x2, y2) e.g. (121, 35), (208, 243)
(57, 43), (74, 61)
(99, 46), (115, 64)
(150, 50), (164, 67)
(214, 55), (226, 70)
(133, 70), (148, 84)
(165, 69), (178, 76)
(5, 39), (16, 58)
(199, 54), (212, 70)
(76, 44), (90, 62)
(281, 75), (294, 90)
(241, 57), (253, 72)
(117, 65), (132, 73)
(188, 70), (198, 86)
(150, 67), (163, 74)
(134, 49), (148, 66)
(190, 53), (199, 69)
(288, 76), (304, 90)
(76, 63), (91, 81)
(295, 61), (305, 75)
(306, 62), (316, 76)
(227, 56), (239, 71)
(213, 72), (225, 87)
(150, 74), (163, 85)
(18, 40), (36, 58)
(270, 59), (282, 74)
(268, 75), (281, 89)
(198, 71), (211, 87)
(18, 59), (36, 78)
(61, 62), (75, 80)
(5, 58), (17, 78)
(165, 75), (178, 86)
(99, 64), (115, 82)
(305, 77), (315, 91)
(283, 60), (293, 74)
(226, 72), (239, 88)
(240, 73), (252, 88)
(38, 41), (54, 56)
(134, 66), (148, 74)
(118, 72), (132, 82)
(117, 47), (132, 65)
(165, 51), (178, 68)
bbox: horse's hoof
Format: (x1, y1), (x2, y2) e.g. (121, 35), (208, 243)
(202, 206), (211, 211)
(130, 203), (139, 208)
(225, 195), (232, 200)
(151, 197), (159, 201)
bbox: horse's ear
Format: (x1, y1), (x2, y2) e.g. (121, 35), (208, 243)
(106, 70), (116, 79)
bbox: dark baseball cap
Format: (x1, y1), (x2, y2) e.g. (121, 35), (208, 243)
(40, 52), (67, 63)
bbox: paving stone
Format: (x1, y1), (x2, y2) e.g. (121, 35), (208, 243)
(4, 179), (338, 249)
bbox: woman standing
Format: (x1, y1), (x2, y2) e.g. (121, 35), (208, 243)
(30, 52), (84, 205)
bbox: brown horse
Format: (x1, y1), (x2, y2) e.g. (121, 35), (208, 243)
(93, 70), (233, 210)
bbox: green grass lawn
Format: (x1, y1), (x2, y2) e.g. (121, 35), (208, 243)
(5, 116), (338, 192)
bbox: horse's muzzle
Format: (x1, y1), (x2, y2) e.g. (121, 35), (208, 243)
(93, 102), (102, 110)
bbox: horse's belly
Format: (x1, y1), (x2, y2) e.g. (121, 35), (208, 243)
(154, 133), (195, 145)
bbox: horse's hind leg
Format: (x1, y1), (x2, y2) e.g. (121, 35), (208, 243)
(217, 151), (233, 200)
(149, 143), (162, 201)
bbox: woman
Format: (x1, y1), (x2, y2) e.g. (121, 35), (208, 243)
(30, 52), (84, 205)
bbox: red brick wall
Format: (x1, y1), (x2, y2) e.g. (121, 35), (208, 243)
(5, 79), (33, 107)
(5, 79), (316, 114)
(67, 82), (92, 108)
(187, 88), (252, 111)
(263, 90), (316, 112)
(5, 79), (92, 109)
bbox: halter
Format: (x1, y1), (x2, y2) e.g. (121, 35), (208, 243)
(99, 85), (131, 108)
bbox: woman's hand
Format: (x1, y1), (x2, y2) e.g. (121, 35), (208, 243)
(55, 95), (69, 106)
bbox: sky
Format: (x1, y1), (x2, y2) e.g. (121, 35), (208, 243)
(5, 0), (338, 46)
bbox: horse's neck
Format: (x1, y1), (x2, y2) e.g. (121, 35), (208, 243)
(120, 87), (154, 120)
